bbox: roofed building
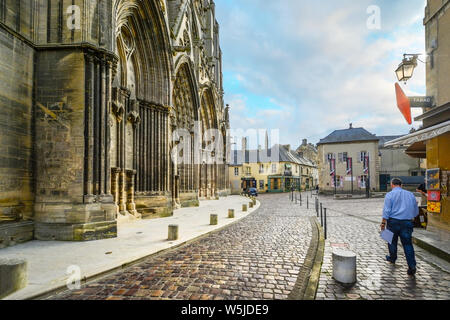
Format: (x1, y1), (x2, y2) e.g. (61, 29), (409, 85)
(229, 144), (318, 194)
(317, 124), (380, 194)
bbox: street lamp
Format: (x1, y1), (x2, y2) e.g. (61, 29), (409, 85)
(395, 54), (422, 83)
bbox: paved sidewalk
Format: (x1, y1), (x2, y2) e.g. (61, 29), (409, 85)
(315, 197), (450, 300)
(413, 227), (450, 263)
(1, 196), (258, 300)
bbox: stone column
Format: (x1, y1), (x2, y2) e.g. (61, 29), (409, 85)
(126, 169), (140, 218)
(118, 169), (127, 215)
(99, 60), (107, 195)
(83, 53), (95, 198)
(110, 167), (121, 218)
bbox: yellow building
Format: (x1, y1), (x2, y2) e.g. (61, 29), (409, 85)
(229, 145), (317, 194)
(386, 0), (450, 231)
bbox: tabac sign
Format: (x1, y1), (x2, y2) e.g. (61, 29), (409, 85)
(408, 96), (433, 109)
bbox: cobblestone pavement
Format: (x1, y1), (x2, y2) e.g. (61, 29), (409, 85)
(316, 196), (450, 300)
(48, 193), (316, 300)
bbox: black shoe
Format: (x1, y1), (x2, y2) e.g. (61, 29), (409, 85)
(407, 268), (417, 276)
(386, 256), (396, 264)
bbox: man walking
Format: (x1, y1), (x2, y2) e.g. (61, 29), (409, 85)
(381, 178), (419, 276)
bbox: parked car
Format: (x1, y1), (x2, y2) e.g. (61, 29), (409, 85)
(247, 187), (258, 197)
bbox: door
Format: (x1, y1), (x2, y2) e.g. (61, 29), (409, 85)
(379, 174), (390, 192)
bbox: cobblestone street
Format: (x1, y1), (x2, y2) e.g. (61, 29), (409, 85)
(316, 196), (450, 300)
(49, 193), (316, 300)
(46, 193), (450, 301)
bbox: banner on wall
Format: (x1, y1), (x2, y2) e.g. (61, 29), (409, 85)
(346, 157), (353, 176)
(363, 155), (369, 175)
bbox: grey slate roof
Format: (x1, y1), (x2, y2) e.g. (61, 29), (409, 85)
(230, 145), (315, 167)
(318, 127), (379, 145)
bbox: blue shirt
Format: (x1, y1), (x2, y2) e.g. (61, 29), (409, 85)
(383, 187), (419, 220)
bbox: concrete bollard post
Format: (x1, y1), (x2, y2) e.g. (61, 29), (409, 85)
(168, 225), (179, 241)
(332, 249), (357, 285)
(228, 209), (235, 219)
(242, 204), (248, 212)
(210, 214), (218, 225)
(0, 258), (27, 299)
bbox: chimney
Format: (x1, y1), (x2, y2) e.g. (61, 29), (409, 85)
(242, 137), (248, 151)
(302, 139), (307, 146)
(349, 123), (353, 129)
(265, 130), (269, 151)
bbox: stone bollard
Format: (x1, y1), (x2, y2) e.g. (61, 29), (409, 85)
(228, 209), (235, 219)
(253, 198), (257, 205)
(332, 249), (357, 285)
(0, 258), (27, 299)
(168, 225), (179, 241)
(210, 214), (218, 225)
(249, 202), (254, 208)
(242, 204), (248, 212)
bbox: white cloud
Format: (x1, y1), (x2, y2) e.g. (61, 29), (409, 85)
(216, 0), (427, 147)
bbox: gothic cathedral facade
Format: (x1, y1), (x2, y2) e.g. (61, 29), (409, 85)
(0, 0), (230, 247)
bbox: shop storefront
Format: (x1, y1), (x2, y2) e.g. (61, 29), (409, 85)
(386, 117), (450, 231)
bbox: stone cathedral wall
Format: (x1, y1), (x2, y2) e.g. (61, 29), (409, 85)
(0, 0), (230, 248)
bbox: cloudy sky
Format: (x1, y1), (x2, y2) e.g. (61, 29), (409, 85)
(215, 0), (428, 149)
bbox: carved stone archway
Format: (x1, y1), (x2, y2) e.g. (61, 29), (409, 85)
(171, 62), (200, 208)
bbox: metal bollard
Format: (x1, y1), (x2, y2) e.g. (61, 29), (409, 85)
(324, 208), (328, 240)
(228, 209), (235, 219)
(320, 203), (323, 227)
(307, 197), (309, 209)
(210, 214), (218, 225)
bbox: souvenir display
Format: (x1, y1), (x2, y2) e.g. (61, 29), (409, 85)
(426, 168), (440, 191)
(427, 191), (441, 202)
(427, 201), (441, 213)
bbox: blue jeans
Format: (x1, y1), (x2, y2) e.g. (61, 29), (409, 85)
(387, 219), (416, 269)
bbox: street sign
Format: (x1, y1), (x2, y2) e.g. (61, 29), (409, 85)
(408, 96), (433, 109)
(395, 83), (412, 125)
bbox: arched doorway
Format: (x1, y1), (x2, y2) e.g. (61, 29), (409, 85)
(110, 0), (173, 219)
(199, 89), (219, 199)
(170, 62), (200, 208)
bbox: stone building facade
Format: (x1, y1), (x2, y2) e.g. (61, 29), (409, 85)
(295, 139), (319, 186)
(317, 125), (380, 194)
(0, 0), (230, 247)
(296, 139), (318, 165)
(228, 144), (317, 195)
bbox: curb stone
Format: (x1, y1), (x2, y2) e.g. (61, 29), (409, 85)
(287, 217), (324, 300)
